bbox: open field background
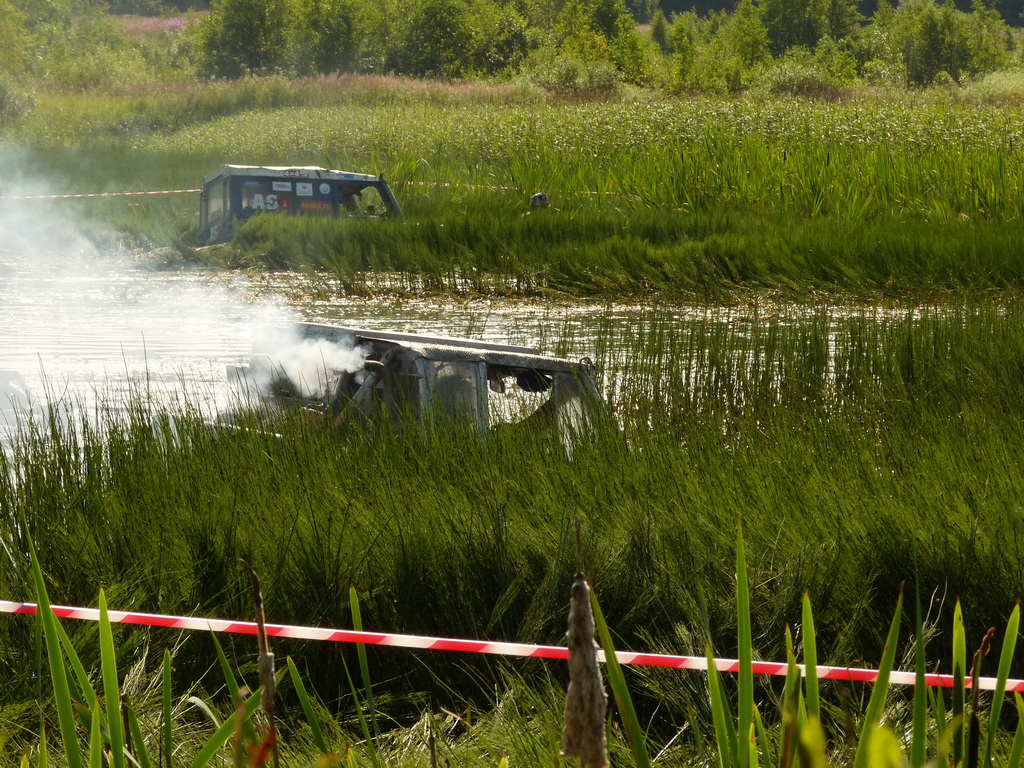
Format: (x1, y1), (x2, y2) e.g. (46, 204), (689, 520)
(8, 80), (1024, 299)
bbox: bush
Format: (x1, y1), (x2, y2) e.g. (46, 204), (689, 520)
(0, 76), (33, 130)
(754, 40), (857, 96)
(650, 9), (670, 53)
(291, 0), (358, 75)
(677, 39), (743, 94)
(961, 68), (1024, 104)
(520, 46), (622, 93)
(194, 0), (291, 77)
(470, 0), (529, 76)
(387, 0), (476, 78)
(39, 15), (161, 87)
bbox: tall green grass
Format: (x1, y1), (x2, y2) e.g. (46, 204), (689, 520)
(21, 511), (1024, 766)
(2, 300), (1024, 730)
(7, 86), (1024, 297)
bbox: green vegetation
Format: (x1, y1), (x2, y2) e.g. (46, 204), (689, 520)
(6, 85), (1024, 298)
(2, 0), (1024, 757)
(3, 301), (1024, 762)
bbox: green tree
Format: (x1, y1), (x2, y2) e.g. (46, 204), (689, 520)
(609, 10), (647, 81)
(650, 8), (671, 52)
(670, 10), (698, 84)
(760, 0), (829, 55)
(826, 0), (862, 40)
(0, 0), (27, 73)
(724, 0), (769, 67)
(966, 0), (1011, 73)
(388, 0), (475, 77)
(470, 0), (529, 74)
(292, 0), (358, 74)
(195, 0), (291, 77)
(889, 0), (975, 85)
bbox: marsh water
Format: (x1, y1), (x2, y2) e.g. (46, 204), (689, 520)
(0, 234), (924, 436)
(0, 243), (663, 430)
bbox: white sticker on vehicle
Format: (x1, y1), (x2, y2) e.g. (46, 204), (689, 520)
(319, 183), (331, 195)
(297, 182), (313, 196)
(272, 181), (292, 192)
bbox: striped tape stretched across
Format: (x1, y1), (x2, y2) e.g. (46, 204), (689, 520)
(0, 189), (201, 200)
(0, 182), (612, 200)
(0, 599), (1013, 691)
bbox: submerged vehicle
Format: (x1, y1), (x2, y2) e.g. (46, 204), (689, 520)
(199, 165), (402, 246)
(223, 323), (608, 439)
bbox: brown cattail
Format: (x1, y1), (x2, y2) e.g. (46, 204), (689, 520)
(561, 573), (609, 768)
(244, 561), (279, 768)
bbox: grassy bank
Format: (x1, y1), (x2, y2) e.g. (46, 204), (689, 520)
(2, 300), (1023, 740)
(6, 81), (1024, 297)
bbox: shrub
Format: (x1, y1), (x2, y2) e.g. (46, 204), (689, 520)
(0, 75), (33, 130)
(194, 0), (291, 77)
(520, 46), (622, 93)
(961, 67), (1024, 103)
(386, 0), (476, 78)
(677, 39), (743, 94)
(650, 8), (670, 53)
(754, 39), (857, 96)
(291, 0), (358, 75)
(0, 0), (27, 73)
(470, 0), (529, 76)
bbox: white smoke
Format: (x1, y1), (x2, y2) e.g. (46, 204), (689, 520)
(245, 326), (368, 401)
(0, 149), (296, 433)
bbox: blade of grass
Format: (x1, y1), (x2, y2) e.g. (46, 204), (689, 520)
(911, 572), (927, 768)
(801, 593), (819, 722)
(796, 717), (828, 768)
(35, 721), (48, 768)
(349, 587), (379, 741)
(706, 641), (737, 768)
(99, 590), (126, 768)
(929, 683), (949, 768)
(754, 704), (772, 768)
(341, 655), (378, 768)
(188, 690), (263, 768)
(953, 600), (966, 767)
(287, 657), (329, 754)
(866, 724), (904, 768)
(779, 628), (800, 768)
(852, 586), (904, 768)
(163, 649), (173, 768)
(210, 633), (257, 747)
(29, 540), (81, 768)
(54, 619), (95, 707)
(590, 588), (652, 768)
(737, 523), (753, 768)
(124, 696), (152, 768)
(1008, 693), (1024, 768)
(984, 602), (1020, 768)
(89, 698), (102, 768)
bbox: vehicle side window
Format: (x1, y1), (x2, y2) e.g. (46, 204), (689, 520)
(208, 180), (225, 219)
(423, 360), (487, 429)
(341, 186), (385, 216)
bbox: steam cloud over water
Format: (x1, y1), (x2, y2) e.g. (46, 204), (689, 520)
(0, 161), (295, 433)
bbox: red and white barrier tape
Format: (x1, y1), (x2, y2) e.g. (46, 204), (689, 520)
(0, 599), (1014, 691)
(406, 180), (518, 192)
(0, 189), (201, 200)
(0, 183), (611, 200)
(405, 180), (610, 196)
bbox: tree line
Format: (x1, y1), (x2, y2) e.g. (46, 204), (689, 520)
(0, 0), (1018, 96)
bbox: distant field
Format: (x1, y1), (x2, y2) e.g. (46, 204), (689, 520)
(6, 83), (1024, 297)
